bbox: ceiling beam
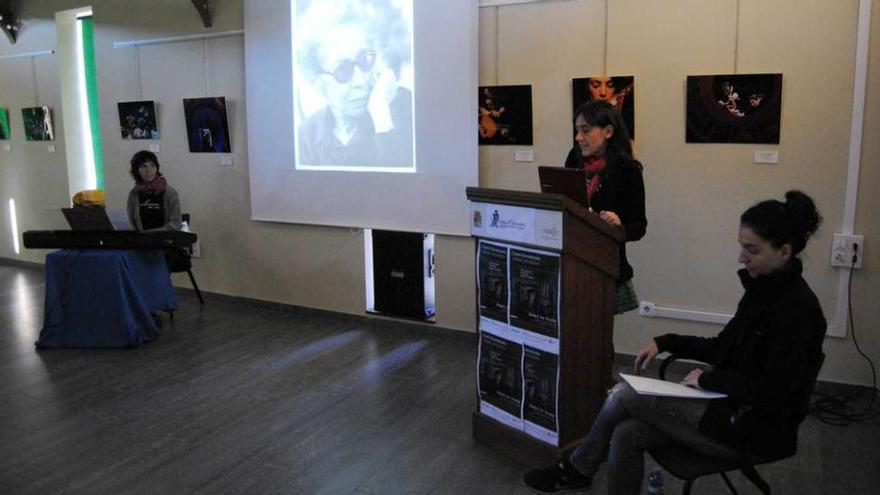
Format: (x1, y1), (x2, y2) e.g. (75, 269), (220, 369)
(190, 0), (212, 28)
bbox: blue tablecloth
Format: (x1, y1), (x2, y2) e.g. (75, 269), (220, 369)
(36, 249), (177, 348)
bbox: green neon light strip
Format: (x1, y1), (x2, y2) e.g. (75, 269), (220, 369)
(80, 16), (104, 190)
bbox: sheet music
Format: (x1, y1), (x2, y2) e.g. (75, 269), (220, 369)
(619, 373), (727, 399)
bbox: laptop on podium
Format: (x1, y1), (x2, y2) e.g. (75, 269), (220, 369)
(538, 166), (589, 207)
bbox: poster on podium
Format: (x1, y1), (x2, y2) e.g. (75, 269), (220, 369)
(477, 332), (523, 429)
(477, 240), (510, 336)
(509, 247), (560, 348)
(523, 345), (560, 445)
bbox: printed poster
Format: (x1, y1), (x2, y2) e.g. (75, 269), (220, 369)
(478, 332), (523, 429)
(478, 240), (509, 333)
(523, 345), (559, 445)
(509, 247), (560, 340)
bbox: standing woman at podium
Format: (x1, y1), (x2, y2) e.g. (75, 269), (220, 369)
(564, 100), (646, 314)
(126, 150), (182, 232)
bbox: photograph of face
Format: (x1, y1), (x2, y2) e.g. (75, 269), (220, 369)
(573, 75), (635, 140)
(293, 0), (415, 170)
(182, 97), (231, 153)
(478, 85), (533, 146)
(118, 100), (159, 140)
(0, 108), (9, 140)
(21, 106), (54, 141)
(686, 73), (783, 144)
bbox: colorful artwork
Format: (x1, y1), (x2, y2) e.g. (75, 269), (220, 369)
(478, 85), (533, 145)
(686, 73), (783, 144)
(0, 108), (10, 140)
(183, 97), (231, 153)
(21, 106), (54, 141)
(118, 100), (159, 139)
(572, 75), (635, 140)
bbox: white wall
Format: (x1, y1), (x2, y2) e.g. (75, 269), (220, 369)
(0, 0), (877, 385)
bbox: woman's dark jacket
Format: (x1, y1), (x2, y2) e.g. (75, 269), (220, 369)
(565, 146), (646, 282)
(654, 259), (826, 459)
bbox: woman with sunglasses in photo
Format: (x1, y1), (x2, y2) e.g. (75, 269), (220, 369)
(295, 0), (413, 167)
(564, 100), (646, 315)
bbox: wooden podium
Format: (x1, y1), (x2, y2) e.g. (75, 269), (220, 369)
(466, 187), (622, 467)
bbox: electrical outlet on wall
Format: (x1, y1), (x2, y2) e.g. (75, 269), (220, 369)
(830, 234), (863, 268)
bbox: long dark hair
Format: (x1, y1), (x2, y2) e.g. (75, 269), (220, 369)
(741, 190), (822, 256)
(572, 100), (633, 166)
(129, 150), (162, 183)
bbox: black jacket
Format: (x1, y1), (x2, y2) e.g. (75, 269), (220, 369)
(565, 146), (646, 282)
(654, 259), (826, 459)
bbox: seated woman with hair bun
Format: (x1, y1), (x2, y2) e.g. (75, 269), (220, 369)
(126, 150), (181, 232)
(525, 190), (826, 494)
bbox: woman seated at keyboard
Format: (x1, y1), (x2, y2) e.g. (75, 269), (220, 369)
(126, 150), (182, 232)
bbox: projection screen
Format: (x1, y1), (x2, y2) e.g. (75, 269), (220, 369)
(245, 0), (478, 235)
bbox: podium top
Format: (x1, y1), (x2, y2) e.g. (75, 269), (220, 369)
(465, 187), (622, 242)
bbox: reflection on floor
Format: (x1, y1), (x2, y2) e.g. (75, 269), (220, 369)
(1, 261), (878, 494)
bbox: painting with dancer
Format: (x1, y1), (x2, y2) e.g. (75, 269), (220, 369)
(686, 73), (783, 144)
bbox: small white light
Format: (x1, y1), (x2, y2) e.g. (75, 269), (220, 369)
(9, 198), (20, 255)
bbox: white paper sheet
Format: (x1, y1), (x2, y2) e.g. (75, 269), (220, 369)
(619, 373), (727, 399)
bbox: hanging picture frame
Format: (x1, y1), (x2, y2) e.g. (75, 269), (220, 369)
(686, 73), (783, 144)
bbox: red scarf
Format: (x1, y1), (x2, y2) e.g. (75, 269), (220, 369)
(582, 156), (606, 200)
(134, 176), (167, 195)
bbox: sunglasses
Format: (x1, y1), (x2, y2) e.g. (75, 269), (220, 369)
(322, 50), (377, 84)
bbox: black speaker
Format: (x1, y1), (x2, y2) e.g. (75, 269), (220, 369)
(372, 230), (435, 319)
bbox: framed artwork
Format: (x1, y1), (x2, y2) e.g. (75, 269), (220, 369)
(0, 108), (10, 140)
(686, 73), (783, 144)
(572, 75), (635, 140)
(183, 97), (231, 153)
(118, 100), (159, 139)
(21, 106), (54, 141)
(478, 85), (533, 145)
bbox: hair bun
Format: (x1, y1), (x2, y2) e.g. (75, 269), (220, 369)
(784, 190), (822, 243)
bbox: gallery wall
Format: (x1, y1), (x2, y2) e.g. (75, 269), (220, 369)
(0, 0), (877, 385)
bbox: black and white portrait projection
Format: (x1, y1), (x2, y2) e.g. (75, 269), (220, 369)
(293, 0), (415, 171)
(245, 0), (477, 233)
(117, 101), (159, 140)
(572, 76), (635, 140)
(478, 85), (533, 146)
(686, 73), (783, 144)
(182, 97), (231, 153)
(21, 107), (54, 141)
(0, 108), (9, 140)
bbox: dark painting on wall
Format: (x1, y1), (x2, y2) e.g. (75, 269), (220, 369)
(478, 85), (533, 145)
(0, 108), (9, 140)
(686, 73), (783, 144)
(118, 100), (159, 139)
(183, 97), (231, 153)
(572, 75), (635, 140)
(21, 106), (54, 141)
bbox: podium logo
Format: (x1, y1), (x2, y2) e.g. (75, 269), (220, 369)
(540, 225), (561, 242)
(491, 217), (527, 231)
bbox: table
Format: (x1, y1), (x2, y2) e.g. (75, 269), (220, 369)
(36, 249), (177, 348)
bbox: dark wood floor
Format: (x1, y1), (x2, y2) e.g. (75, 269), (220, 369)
(1, 261), (878, 494)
